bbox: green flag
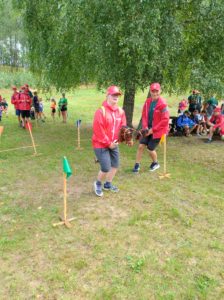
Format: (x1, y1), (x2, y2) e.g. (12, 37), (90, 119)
(63, 156), (72, 178)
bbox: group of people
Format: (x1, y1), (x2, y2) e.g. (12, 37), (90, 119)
(0, 95), (8, 121)
(173, 90), (224, 142)
(92, 83), (169, 197)
(8, 85), (69, 127)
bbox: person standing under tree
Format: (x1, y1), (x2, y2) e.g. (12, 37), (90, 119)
(132, 83), (169, 173)
(11, 86), (21, 126)
(58, 93), (68, 123)
(92, 85), (127, 197)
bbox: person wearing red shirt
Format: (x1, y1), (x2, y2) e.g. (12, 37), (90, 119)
(92, 85), (126, 197)
(11, 86), (21, 126)
(133, 83), (169, 172)
(205, 107), (224, 143)
(19, 86), (32, 128)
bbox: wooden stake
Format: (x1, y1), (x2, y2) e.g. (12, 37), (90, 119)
(27, 122), (37, 155)
(159, 135), (171, 179)
(76, 125), (83, 150)
(52, 173), (75, 228)
(0, 145), (39, 153)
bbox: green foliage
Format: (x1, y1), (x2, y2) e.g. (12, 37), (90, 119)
(0, 68), (37, 88)
(0, 0), (27, 67)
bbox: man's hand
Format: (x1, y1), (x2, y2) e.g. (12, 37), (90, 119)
(109, 141), (118, 149)
(145, 128), (153, 136)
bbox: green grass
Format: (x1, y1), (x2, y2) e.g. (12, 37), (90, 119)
(0, 87), (224, 299)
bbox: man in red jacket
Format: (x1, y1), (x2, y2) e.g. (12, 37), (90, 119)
(92, 85), (127, 197)
(133, 82), (169, 172)
(205, 107), (224, 143)
(19, 86), (32, 128)
(11, 86), (21, 126)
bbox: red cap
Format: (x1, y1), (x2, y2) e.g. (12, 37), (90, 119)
(107, 85), (122, 96)
(12, 86), (17, 90)
(24, 83), (29, 87)
(214, 107), (221, 113)
(150, 83), (161, 92)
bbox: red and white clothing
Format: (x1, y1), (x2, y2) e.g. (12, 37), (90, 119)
(92, 101), (126, 148)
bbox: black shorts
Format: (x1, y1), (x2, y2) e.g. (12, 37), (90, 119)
(61, 105), (67, 112)
(21, 110), (30, 118)
(140, 134), (160, 151)
(34, 106), (39, 113)
(51, 108), (56, 113)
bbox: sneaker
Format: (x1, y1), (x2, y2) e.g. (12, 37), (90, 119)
(149, 162), (160, 172)
(103, 182), (119, 192)
(132, 163), (140, 173)
(93, 181), (103, 197)
(204, 139), (212, 143)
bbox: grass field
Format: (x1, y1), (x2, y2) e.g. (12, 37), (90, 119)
(0, 87), (223, 300)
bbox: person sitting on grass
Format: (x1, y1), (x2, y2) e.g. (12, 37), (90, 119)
(205, 107), (224, 143)
(178, 98), (188, 115)
(176, 110), (197, 136)
(1, 98), (8, 117)
(191, 109), (206, 136)
(197, 110), (207, 135)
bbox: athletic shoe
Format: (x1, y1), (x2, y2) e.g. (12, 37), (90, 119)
(149, 162), (160, 172)
(204, 139), (212, 143)
(93, 181), (103, 197)
(103, 182), (119, 192)
(132, 163), (140, 173)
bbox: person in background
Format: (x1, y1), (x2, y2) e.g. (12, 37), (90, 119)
(58, 93), (68, 123)
(50, 98), (57, 121)
(205, 95), (218, 119)
(24, 84), (33, 99)
(177, 110), (197, 136)
(1, 98), (8, 117)
(19, 86), (32, 128)
(11, 86), (21, 126)
(178, 98), (188, 115)
(39, 98), (45, 122)
(0, 104), (2, 122)
(205, 107), (224, 143)
(33, 91), (40, 120)
(188, 90), (202, 114)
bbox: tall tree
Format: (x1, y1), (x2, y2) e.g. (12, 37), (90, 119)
(18, 0), (224, 125)
(0, 0), (27, 69)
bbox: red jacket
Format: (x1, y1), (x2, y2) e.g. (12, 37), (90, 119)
(210, 114), (224, 134)
(11, 92), (20, 109)
(92, 101), (127, 148)
(142, 96), (169, 139)
(18, 92), (32, 111)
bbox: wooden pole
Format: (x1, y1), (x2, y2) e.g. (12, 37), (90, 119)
(52, 172), (75, 228)
(159, 134), (171, 179)
(63, 173), (67, 222)
(76, 124), (83, 150)
(164, 134), (166, 174)
(27, 122), (37, 155)
(77, 126), (80, 149)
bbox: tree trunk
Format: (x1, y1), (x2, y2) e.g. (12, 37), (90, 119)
(122, 83), (136, 127)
